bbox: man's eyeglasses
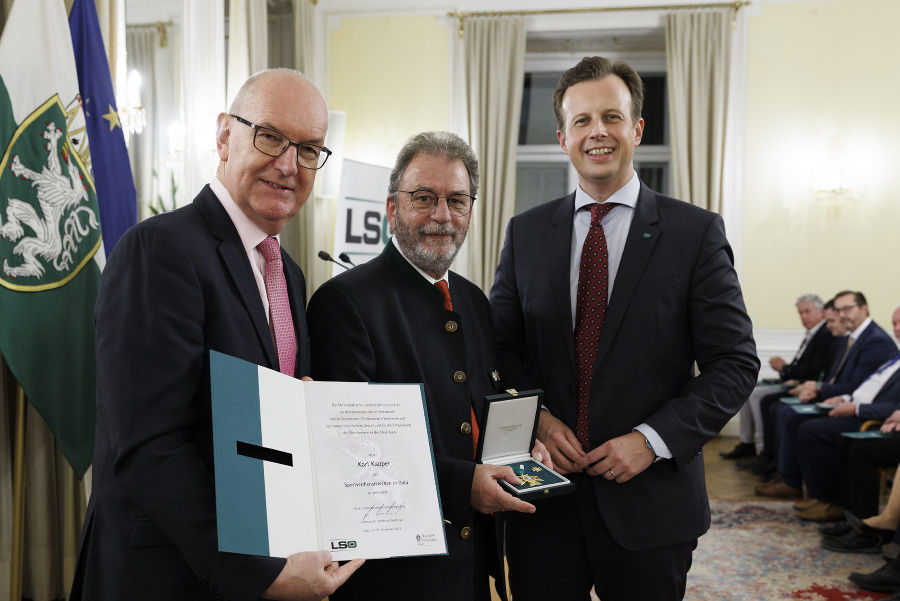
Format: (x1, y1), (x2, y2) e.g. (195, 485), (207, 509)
(230, 114), (331, 170)
(835, 303), (859, 314)
(398, 190), (475, 217)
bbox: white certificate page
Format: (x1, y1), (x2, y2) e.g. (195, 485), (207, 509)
(305, 381), (448, 560)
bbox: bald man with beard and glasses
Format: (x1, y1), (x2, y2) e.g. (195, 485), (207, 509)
(70, 69), (362, 601)
(307, 131), (547, 601)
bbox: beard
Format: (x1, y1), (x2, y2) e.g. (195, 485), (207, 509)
(392, 210), (469, 278)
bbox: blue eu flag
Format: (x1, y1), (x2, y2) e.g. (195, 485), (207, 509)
(69, 0), (137, 257)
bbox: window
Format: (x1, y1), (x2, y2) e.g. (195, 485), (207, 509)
(515, 33), (670, 214)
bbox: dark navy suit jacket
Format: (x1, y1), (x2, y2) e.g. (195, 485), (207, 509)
(71, 186), (310, 601)
(780, 323), (835, 381)
(490, 183), (760, 550)
(820, 321), (897, 400)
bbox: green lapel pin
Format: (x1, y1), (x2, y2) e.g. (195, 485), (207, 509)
(643, 233), (652, 239)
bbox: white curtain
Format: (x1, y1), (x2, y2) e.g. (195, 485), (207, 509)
(666, 8), (733, 214)
(227, 0), (268, 105)
(463, 15), (526, 292)
(278, 0), (328, 298)
(126, 26), (158, 219)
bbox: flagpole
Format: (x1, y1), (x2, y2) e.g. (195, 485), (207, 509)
(10, 384), (26, 601)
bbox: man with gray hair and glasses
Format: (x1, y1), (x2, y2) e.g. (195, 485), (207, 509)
(721, 293), (835, 460)
(308, 131), (547, 601)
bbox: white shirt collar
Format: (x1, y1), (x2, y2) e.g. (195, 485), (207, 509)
(574, 170), (640, 213)
(210, 177), (275, 252)
(850, 316), (873, 340)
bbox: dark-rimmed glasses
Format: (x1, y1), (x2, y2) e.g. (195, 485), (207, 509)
(230, 114), (331, 170)
(398, 190), (475, 217)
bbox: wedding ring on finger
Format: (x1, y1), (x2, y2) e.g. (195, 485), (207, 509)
(608, 469), (617, 478)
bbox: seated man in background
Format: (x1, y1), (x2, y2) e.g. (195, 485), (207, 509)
(756, 291), (897, 499)
(722, 293), (833, 460)
(745, 299), (846, 478)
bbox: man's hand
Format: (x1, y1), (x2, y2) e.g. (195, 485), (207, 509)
(790, 381), (818, 402)
(882, 410), (900, 433)
(470, 464), (536, 514)
(573, 431), (654, 482)
(262, 551), (364, 601)
(536, 410), (584, 475)
(820, 396), (842, 405)
(828, 402), (857, 417)
(769, 356), (786, 371)
(531, 438), (553, 471)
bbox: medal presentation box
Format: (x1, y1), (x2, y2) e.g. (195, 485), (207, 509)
(476, 389), (574, 501)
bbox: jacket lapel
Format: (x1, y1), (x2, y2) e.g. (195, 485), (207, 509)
(549, 194), (577, 370)
(593, 183), (660, 369)
(194, 186), (278, 369)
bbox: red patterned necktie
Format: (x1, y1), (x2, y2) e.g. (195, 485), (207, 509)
(574, 203), (617, 451)
(257, 237), (297, 376)
(434, 280), (480, 457)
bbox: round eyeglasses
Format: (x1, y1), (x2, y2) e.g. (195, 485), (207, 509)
(398, 190), (475, 217)
(230, 114), (332, 170)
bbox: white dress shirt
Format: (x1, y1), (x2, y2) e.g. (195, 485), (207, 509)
(566, 173), (671, 459)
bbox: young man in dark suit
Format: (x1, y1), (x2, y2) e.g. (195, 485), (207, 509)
(489, 56), (759, 600)
(70, 69), (362, 601)
(307, 131), (542, 601)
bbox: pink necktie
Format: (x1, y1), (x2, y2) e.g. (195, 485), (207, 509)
(257, 237), (296, 376)
(574, 203), (617, 451)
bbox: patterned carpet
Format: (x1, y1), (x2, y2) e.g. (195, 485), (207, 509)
(686, 499), (892, 600)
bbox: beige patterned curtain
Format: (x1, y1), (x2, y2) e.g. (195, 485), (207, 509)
(463, 15), (526, 292)
(278, 0), (324, 298)
(666, 8), (733, 213)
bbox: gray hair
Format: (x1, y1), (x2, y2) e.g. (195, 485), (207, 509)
(796, 294), (823, 309)
(388, 131), (479, 200)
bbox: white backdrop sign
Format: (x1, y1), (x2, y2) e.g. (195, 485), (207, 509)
(330, 159), (391, 277)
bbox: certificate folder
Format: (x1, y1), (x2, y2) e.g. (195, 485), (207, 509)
(476, 389), (574, 501)
(210, 350), (447, 560)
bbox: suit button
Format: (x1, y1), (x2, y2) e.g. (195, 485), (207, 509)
(445, 320), (458, 333)
(453, 370), (467, 383)
(460, 526), (472, 540)
(460, 421), (472, 435)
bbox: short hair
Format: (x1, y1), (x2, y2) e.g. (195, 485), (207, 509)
(823, 299), (835, 311)
(388, 131), (479, 200)
(229, 67), (307, 114)
(795, 294), (823, 309)
(833, 290), (868, 308)
(552, 56), (644, 131)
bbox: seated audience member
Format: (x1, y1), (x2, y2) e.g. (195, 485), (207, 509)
(790, 348), (900, 521)
(744, 299), (846, 477)
(722, 294), (833, 460)
(756, 292), (897, 499)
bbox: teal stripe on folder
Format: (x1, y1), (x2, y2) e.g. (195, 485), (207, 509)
(210, 351), (269, 556)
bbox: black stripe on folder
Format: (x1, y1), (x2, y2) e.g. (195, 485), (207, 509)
(236, 441), (293, 467)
